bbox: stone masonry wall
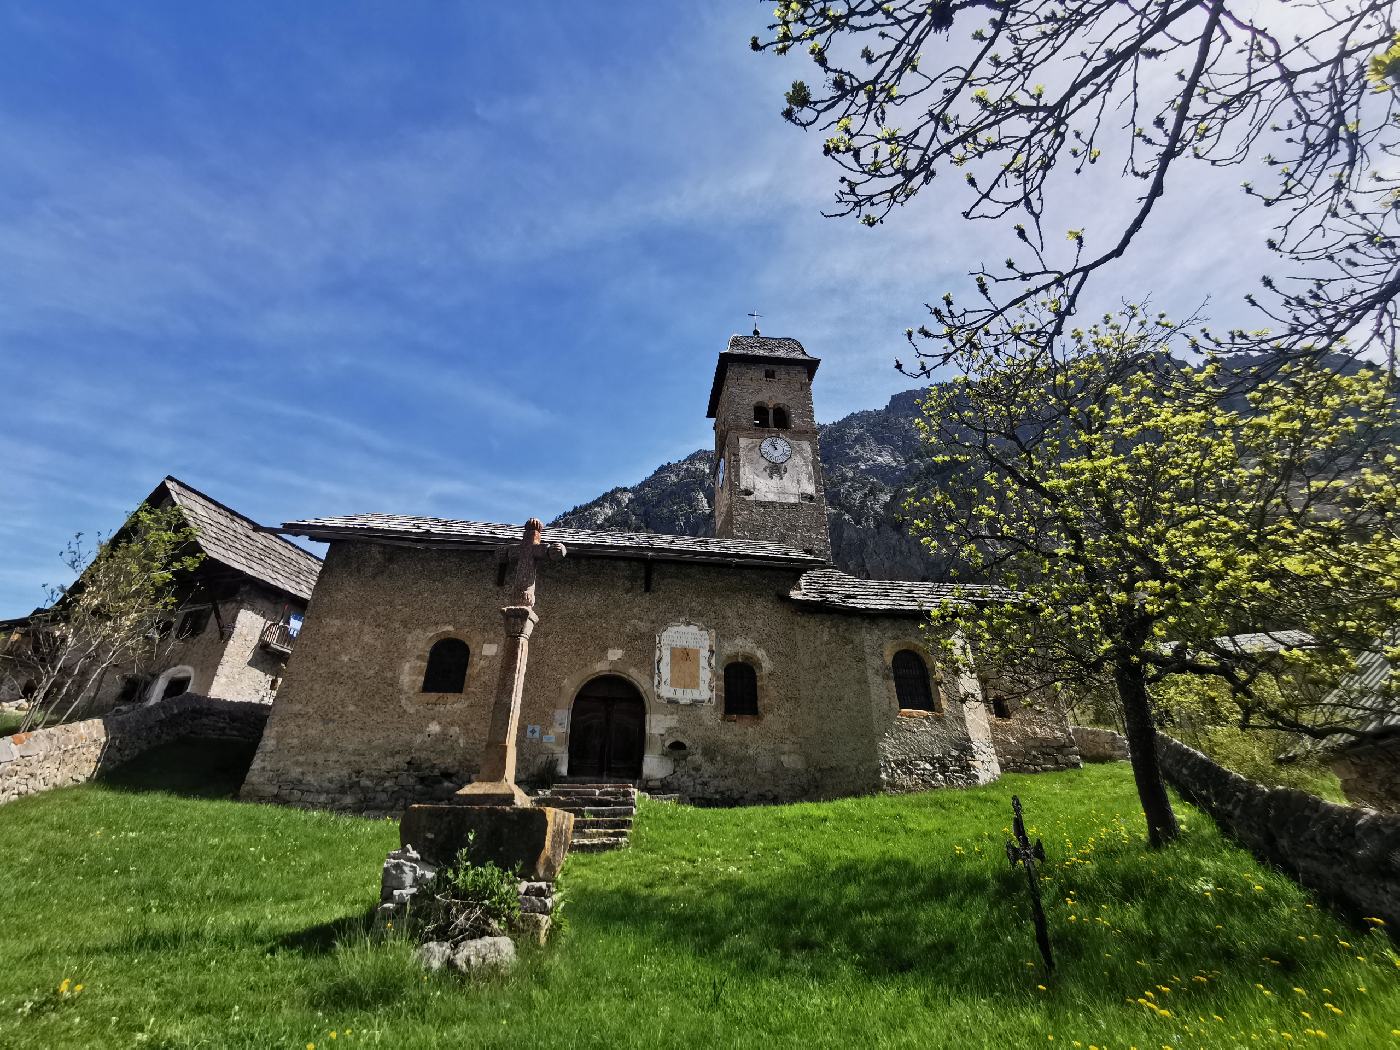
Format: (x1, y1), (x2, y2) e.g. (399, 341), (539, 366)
(1328, 737), (1400, 813)
(0, 694), (269, 805)
(987, 698), (1082, 774)
(1075, 727), (1400, 925)
(1071, 725), (1131, 763)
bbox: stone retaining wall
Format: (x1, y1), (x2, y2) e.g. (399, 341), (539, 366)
(0, 695), (269, 805)
(1155, 734), (1400, 926)
(1071, 725), (1131, 763)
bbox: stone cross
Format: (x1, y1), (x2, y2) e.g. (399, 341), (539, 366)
(502, 517), (565, 609)
(455, 518), (566, 808)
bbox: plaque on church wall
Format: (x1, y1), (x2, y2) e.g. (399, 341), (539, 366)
(736, 437), (816, 503)
(655, 623), (714, 704)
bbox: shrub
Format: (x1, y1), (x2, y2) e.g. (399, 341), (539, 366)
(412, 848), (520, 943)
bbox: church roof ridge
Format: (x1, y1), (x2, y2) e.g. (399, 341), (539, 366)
(787, 567), (1010, 616)
(276, 513), (827, 568)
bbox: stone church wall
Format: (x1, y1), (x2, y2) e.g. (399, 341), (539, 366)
(241, 541), (1013, 813)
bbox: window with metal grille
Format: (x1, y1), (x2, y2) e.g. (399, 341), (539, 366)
(421, 638), (470, 693)
(892, 650), (936, 711)
(723, 661), (759, 717)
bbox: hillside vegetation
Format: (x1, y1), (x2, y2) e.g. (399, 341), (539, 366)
(0, 743), (1394, 1048)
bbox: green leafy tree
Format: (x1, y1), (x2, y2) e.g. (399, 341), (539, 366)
(912, 305), (1398, 844)
(753, 0), (1399, 373)
(0, 504), (202, 731)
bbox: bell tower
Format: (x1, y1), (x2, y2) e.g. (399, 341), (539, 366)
(707, 333), (831, 561)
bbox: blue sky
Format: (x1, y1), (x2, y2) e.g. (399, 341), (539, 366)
(0, 2), (1278, 615)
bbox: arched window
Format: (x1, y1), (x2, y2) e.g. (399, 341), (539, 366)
(723, 661), (759, 717)
(892, 650), (936, 712)
(753, 404), (771, 427)
(421, 638), (470, 693)
(772, 405), (790, 429)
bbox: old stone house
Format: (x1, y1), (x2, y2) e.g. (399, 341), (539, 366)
(241, 335), (1079, 812)
(0, 476), (322, 716)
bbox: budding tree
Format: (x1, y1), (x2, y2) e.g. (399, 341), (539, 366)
(754, 0), (1399, 373)
(914, 306), (1398, 845)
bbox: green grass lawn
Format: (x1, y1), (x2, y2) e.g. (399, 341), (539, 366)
(0, 747), (1394, 1049)
(0, 709), (26, 736)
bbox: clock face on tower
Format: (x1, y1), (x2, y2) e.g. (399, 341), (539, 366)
(759, 436), (793, 464)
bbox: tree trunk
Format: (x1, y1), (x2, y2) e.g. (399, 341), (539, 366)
(1115, 655), (1179, 847)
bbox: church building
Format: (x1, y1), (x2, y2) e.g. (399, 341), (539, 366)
(240, 335), (1079, 812)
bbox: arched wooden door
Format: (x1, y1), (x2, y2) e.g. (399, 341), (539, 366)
(567, 675), (646, 780)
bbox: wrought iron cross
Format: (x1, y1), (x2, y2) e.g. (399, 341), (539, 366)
(747, 310), (762, 336)
(1006, 794), (1054, 972)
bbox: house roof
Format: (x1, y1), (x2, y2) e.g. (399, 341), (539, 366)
(1211, 630), (1315, 655)
(787, 568), (1008, 616)
(706, 334), (821, 418)
(155, 477), (322, 602)
(278, 513), (828, 568)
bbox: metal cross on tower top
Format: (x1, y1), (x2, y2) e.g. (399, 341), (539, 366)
(747, 310), (762, 336)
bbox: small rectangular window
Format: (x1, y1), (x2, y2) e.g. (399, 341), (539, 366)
(176, 608), (211, 640)
(764, 369), (776, 379)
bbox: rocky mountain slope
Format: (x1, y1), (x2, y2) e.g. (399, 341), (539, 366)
(551, 388), (947, 580)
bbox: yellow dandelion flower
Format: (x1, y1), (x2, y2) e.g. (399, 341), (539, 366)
(1364, 916), (1386, 926)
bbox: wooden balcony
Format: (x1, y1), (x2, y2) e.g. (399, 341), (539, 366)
(259, 621), (296, 656)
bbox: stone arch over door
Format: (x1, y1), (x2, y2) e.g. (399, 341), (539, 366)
(567, 674), (647, 780)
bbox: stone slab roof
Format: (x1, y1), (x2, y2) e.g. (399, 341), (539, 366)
(787, 568), (1007, 615)
(707, 333), (821, 417)
(278, 513), (828, 567)
(157, 477), (322, 602)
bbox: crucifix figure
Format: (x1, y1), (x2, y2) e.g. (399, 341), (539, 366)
(503, 517), (566, 608)
(455, 518), (566, 807)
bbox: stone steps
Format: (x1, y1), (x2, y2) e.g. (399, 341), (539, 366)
(570, 836), (631, 853)
(534, 783), (638, 853)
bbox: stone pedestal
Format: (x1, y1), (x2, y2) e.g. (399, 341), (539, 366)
(401, 802), (574, 881)
(454, 605), (536, 808)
